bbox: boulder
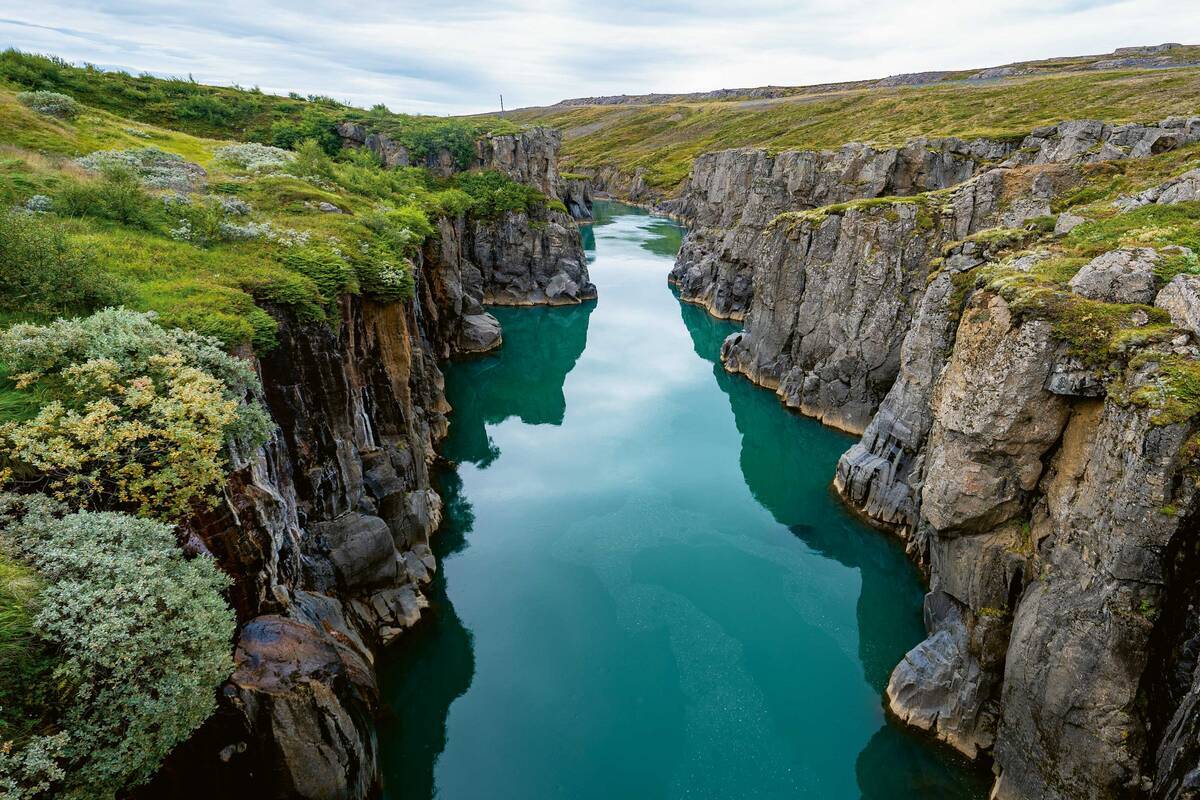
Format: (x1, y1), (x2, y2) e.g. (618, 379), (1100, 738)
(457, 313), (503, 353)
(1054, 212), (1086, 235)
(311, 513), (397, 590)
(1156, 273), (1200, 338)
(1068, 248), (1160, 304)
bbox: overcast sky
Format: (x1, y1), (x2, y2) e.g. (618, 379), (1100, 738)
(3, 1), (1198, 115)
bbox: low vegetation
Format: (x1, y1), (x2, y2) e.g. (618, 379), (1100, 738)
(0, 50), (518, 159)
(0, 494), (235, 800)
(506, 67), (1200, 192)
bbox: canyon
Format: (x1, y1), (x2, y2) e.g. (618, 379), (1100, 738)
(2, 43), (1198, 800)
(136, 128), (597, 798)
(152, 112), (1200, 800)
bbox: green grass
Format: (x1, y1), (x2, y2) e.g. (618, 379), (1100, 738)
(504, 67), (1200, 193)
(0, 553), (59, 742)
(0, 50), (519, 163)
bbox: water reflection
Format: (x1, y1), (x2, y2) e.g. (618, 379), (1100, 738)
(377, 471), (474, 800)
(378, 202), (987, 800)
(441, 303), (594, 467)
(675, 298), (990, 797)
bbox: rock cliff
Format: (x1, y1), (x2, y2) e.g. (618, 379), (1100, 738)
(672, 114), (1200, 798)
(138, 130), (592, 799)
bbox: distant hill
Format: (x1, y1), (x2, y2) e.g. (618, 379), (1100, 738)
(499, 43), (1200, 193)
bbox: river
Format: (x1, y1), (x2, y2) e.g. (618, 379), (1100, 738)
(378, 201), (988, 799)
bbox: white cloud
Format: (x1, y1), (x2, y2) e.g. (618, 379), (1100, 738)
(1, 0), (1197, 115)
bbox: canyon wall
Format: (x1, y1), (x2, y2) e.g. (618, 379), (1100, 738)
(140, 130), (592, 799)
(671, 116), (1200, 799)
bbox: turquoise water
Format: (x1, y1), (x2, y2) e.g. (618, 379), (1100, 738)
(378, 202), (988, 799)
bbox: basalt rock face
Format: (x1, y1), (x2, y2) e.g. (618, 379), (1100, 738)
(826, 215), (1200, 797)
(143, 139), (591, 798)
(667, 116), (1200, 326)
(676, 114), (1200, 798)
(719, 165), (1070, 434)
(143, 292), (447, 800)
(665, 137), (1015, 321)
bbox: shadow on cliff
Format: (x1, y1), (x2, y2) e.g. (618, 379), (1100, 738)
(441, 302), (595, 468)
(376, 468), (475, 800)
(676, 298), (992, 799)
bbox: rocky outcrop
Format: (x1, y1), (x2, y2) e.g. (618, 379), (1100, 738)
(668, 115), (1200, 326)
(561, 176), (593, 220)
(471, 211), (595, 306)
(474, 127), (564, 198)
(1004, 117), (1200, 166)
(1157, 274), (1200, 338)
(1117, 168), (1200, 211)
(664, 137), (1014, 320)
(1068, 248), (1161, 304)
(717, 164), (1072, 434)
(837, 271), (1200, 798)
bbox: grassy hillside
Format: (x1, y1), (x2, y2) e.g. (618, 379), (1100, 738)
(0, 85), (553, 350)
(504, 67), (1200, 192)
(0, 50), (519, 160)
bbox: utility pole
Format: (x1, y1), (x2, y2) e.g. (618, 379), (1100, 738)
(500, 94), (505, 113)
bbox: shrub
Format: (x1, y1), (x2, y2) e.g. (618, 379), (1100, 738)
(0, 555), (58, 742)
(56, 168), (159, 229)
(16, 91), (80, 119)
(288, 138), (335, 183)
(281, 244), (358, 304)
(0, 494), (235, 800)
(214, 142), (293, 172)
(0, 354), (238, 518)
(0, 309), (273, 515)
(0, 211), (123, 316)
(352, 244), (415, 301)
(452, 170), (545, 219)
(74, 147), (205, 192)
(22, 195), (51, 213)
(360, 203), (435, 258)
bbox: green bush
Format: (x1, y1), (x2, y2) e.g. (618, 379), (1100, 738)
(239, 270), (328, 324)
(452, 170), (545, 219)
(0, 211), (123, 316)
(281, 244), (358, 305)
(55, 168), (159, 229)
(0, 494), (235, 800)
(288, 138), (335, 183)
(0, 309), (274, 514)
(0, 555), (58, 743)
(15, 90), (79, 119)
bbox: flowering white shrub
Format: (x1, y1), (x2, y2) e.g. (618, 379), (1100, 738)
(0, 494), (235, 799)
(169, 217), (194, 242)
(213, 142), (294, 172)
(22, 195), (52, 213)
(217, 195), (251, 215)
(16, 91), (80, 119)
(74, 147), (206, 192)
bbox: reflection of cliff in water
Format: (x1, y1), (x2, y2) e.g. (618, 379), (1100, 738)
(678, 298), (921, 688)
(378, 469), (475, 800)
(443, 302), (594, 467)
(677, 296), (989, 797)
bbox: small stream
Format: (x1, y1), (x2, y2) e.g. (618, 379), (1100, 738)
(378, 201), (989, 799)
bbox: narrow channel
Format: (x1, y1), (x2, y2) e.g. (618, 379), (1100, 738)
(378, 201), (989, 799)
